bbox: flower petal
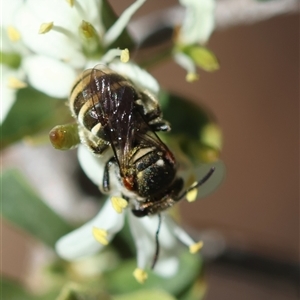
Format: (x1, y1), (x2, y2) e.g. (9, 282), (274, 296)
(100, 48), (128, 65)
(1, 0), (22, 27)
(128, 213), (179, 277)
(109, 61), (160, 94)
(179, 0), (215, 45)
(128, 214), (157, 271)
(164, 216), (195, 247)
(22, 55), (77, 98)
(103, 0), (146, 46)
(153, 255), (179, 277)
(77, 145), (124, 195)
(14, 1), (86, 68)
(1, 65), (25, 124)
(55, 198), (125, 261)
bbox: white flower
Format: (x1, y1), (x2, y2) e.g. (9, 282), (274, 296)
(56, 145), (203, 283)
(1, 65), (26, 124)
(1, 0), (146, 120)
(177, 0), (216, 45)
(174, 0), (216, 81)
(1, 1), (28, 124)
(109, 60), (160, 95)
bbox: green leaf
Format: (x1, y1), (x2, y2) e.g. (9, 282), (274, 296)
(158, 92), (225, 197)
(179, 278), (207, 300)
(57, 282), (111, 300)
(2, 278), (36, 300)
(1, 169), (73, 248)
(1, 86), (71, 149)
(159, 92), (222, 163)
(100, 0), (134, 49)
(104, 251), (202, 297)
(160, 92), (211, 141)
(182, 46), (219, 72)
(113, 289), (177, 300)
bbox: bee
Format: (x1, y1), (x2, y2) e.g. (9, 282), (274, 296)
(69, 65), (214, 217)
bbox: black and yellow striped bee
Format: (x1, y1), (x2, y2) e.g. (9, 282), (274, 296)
(51, 65), (214, 217)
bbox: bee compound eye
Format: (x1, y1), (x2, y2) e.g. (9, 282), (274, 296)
(131, 208), (148, 217)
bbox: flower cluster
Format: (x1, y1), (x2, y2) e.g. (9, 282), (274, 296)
(1, 0), (217, 123)
(1, 0), (146, 122)
(173, 0), (218, 82)
(2, 0), (217, 284)
(56, 145), (204, 284)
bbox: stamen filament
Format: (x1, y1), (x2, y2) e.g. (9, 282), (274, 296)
(101, 48), (130, 64)
(39, 23), (78, 45)
(73, 0), (89, 21)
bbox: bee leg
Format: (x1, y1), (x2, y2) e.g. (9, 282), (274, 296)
(132, 199), (176, 217)
(79, 126), (109, 155)
(136, 91), (171, 132)
(148, 118), (171, 132)
(103, 156), (117, 193)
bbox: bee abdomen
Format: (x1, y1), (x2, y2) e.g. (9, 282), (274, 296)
(69, 68), (137, 135)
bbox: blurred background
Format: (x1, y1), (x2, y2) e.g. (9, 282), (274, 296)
(2, 0), (299, 299)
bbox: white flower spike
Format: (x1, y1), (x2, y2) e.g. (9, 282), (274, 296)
(55, 145), (204, 283)
(174, 0), (217, 81)
(103, 0), (147, 46)
(1, 66), (26, 124)
(178, 0), (216, 45)
(2, 0), (146, 119)
(56, 197), (125, 261)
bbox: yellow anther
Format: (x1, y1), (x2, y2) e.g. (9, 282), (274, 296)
(7, 77), (27, 89)
(80, 20), (95, 39)
(189, 241), (204, 254)
(111, 196), (128, 214)
(39, 22), (54, 34)
(92, 227), (109, 245)
(7, 26), (21, 41)
(133, 268), (148, 284)
(66, 0), (74, 7)
(120, 48), (130, 63)
(186, 184), (198, 202)
(186, 72), (199, 82)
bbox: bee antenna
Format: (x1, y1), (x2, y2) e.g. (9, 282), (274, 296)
(151, 213), (162, 270)
(175, 167), (216, 201)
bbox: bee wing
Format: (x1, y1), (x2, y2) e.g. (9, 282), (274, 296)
(81, 66), (108, 128)
(86, 66), (138, 173)
(105, 83), (137, 170)
(135, 128), (168, 150)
